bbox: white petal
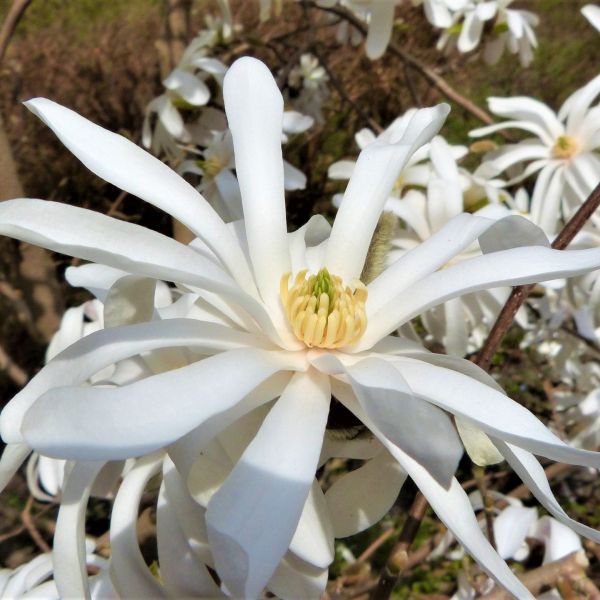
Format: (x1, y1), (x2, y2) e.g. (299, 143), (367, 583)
(583, 4), (600, 32)
(325, 450), (406, 537)
(24, 99), (255, 293)
(223, 57), (290, 308)
(326, 104), (450, 282)
(163, 69), (210, 106)
(332, 381), (534, 600)
(394, 360), (600, 469)
(22, 348), (306, 460)
(206, 370), (330, 598)
(268, 552), (328, 600)
(289, 481), (334, 568)
(0, 443), (30, 492)
(365, 213), (495, 321)
(494, 504), (537, 560)
(340, 356), (464, 487)
(364, 244), (600, 346)
(365, 0), (396, 59)
(109, 453), (166, 598)
(283, 160), (307, 191)
(1, 319), (271, 444)
(54, 461), (106, 599)
(495, 441), (600, 546)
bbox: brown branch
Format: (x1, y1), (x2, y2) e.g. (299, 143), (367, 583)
(481, 551), (600, 600)
(0, 0), (32, 64)
(475, 181), (600, 372)
(21, 496), (52, 553)
(370, 492), (428, 600)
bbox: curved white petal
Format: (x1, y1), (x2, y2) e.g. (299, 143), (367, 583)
(109, 453), (166, 598)
(326, 104), (450, 282)
(331, 380), (534, 600)
(206, 370), (330, 598)
(1, 319), (271, 444)
(394, 360), (600, 469)
(365, 0), (396, 59)
(495, 441), (600, 546)
(325, 449), (406, 537)
(163, 69), (210, 106)
(0, 443), (30, 492)
(54, 461), (106, 599)
(364, 244), (600, 346)
(583, 4), (600, 32)
(24, 98), (255, 293)
(223, 57), (290, 308)
(21, 348), (306, 460)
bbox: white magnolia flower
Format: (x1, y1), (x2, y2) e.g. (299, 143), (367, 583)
(3, 58), (600, 599)
(436, 0), (539, 67)
(288, 53), (330, 122)
(471, 76), (600, 235)
(583, 4), (600, 33)
(142, 33), (227, 157)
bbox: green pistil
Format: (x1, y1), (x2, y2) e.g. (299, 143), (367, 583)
(312, 268), (335, 313)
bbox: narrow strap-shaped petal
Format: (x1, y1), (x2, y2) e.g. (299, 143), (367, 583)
(362, 244), (600, 348)
(223, 57), (291, 309)
(1, 318), (272, 444)
(22, 348), (306, 460)
(206, 370), (330, 598)
(54, 461), (106, 599)
(157, 465), (224, 597)
(110, 453), (166, 598)
(326, 104), (450, 283)
(0, 199), (286, 346)
(330, 379), (534, 600)
(364, 0), (396, 59)
(495, 440), (600, 544)
(24, 98), (256, 294)
(366, 213), (494, 317)
(393, 359), (600, 469)
(312, 353), (463, 488)
(0, 443), (30, 493)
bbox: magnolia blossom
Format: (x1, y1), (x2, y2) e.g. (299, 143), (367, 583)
(471, 75), (600, 235)
(436, 0), (539, 67)
(4, 58), (600, 599)
(288, 53), (330, 123)
(142, 30), (228, 158)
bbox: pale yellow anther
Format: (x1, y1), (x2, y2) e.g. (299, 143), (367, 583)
(280, 268), (368, 348)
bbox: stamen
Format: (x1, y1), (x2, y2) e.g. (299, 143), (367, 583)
(280, 268), (368, 348)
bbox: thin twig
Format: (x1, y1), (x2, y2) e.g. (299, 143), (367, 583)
(0, 0), (32, 64)
(481, 551), (600, 600)
(21, 495), (51, 553)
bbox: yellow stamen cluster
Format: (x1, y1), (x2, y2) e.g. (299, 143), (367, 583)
(280, 268), (368, 348)
(552, 135), (579, 160)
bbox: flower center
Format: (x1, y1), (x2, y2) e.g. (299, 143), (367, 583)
(280, 268), (368, 348)
(552, 135), (579, 160)
(198, 156), (224, 178)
